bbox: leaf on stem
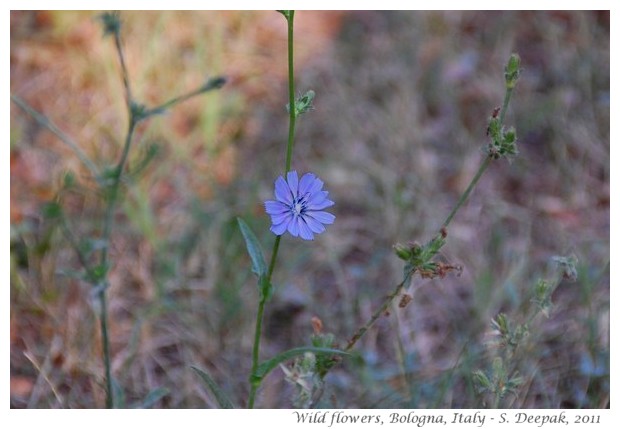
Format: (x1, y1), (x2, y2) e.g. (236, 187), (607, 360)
(191, 366), (236, 409)
(237, 217), (267, 277)
(133, 387), (169, 409)
(252, 347), (349, 384)
(111, 377), (125, 408)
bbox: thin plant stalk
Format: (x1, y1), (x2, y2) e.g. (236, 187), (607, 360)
(442, 86), (514, 231)
(345, 81), (517, 357)
(248, 10), (296, 409)
(10, 95), (100, 177)
(346, 272), (412, 351)
(284, 10), (297, 173)
(13, 14), (224, 407)
(97, 22), (225, 407)
(95, 28), (138, 408)
(97, 115), (137, 408)
(98, 290), (113, 408)
(441, 157), (491, 230)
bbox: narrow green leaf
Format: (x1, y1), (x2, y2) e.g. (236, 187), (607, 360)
(133, 387), (169, 409)
(472, 370), (492, 390)
(63, 171), (76, 189)
(253, 347), (349, 383)
(41, 201), (63, 220)
(111, 377), (125, 408)
(237, 217), (267, 277)
(191, 365), (236, 409)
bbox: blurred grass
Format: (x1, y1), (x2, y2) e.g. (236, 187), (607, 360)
(10, 11), (608, 408)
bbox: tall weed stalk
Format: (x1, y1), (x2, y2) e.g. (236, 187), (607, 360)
(12, 12), (224, 408)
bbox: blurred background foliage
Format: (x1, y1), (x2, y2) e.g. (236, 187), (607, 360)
(10, 11), (609, 408)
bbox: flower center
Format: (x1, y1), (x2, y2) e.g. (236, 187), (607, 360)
(291, 194), (309, 216)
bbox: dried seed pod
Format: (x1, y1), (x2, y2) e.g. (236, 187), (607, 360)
(399, 294), (413, 308)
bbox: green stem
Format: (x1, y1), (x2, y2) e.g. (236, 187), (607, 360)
(149, 88), (206, 113)
(441, 84), (514, 231)
(98, 289), (113, 408)
(114, 31), (132, 104)
(345, 270), (413, 351)
(248, 235), (281, 409)
(147, 79), (225, 115)
(97, 120), (134, 410)
(11, 95), (100, 177)
(492, 389), (502, 409)
(101, 118), (137, 269)
(498, 87), (514, 127)
(267, 235), (282, 280)
(441, 156), (491, 230)
(247, 297), (266, 409)
(96, 31), (139, 408)
(284, 10), (297, 172)
(247, 11), (296, 408)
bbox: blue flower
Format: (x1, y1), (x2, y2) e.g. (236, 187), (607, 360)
(265, 171), (335, 240)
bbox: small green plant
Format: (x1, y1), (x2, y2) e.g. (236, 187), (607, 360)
(12, 11), (224, 408)
(472, 254), (579, 408)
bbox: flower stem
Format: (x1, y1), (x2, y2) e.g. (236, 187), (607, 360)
(97, 124), (136, 407)
(96, 35), (140, 408)
(147, 78), (226, 114)
(247, 235), (281, 409)
(11, 95), (100, 177)
(247, 11), (296, 408)
(345, 270), (413, 351)
(498, 87), (514, 127)
(267, 235), (283, 280)
(247, 296), (266, 409)
(441, 156), (491, 231)
(284, 11), (297, 173)
(114, 30), (133, 105)
(98, 289), (113, 408)
(441, 83), (514, 231)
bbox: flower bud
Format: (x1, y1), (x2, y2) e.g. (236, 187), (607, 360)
(98, 12), (121, 37)
(504, 53), (521, 89)
(503, 127), (517, 144)
(203, 76), (227, 91)
(393, 243), (412, 261)
(297, 90), (315, 114)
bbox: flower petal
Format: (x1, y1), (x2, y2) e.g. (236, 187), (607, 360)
(265, 200), (288, 215)
(307, 191), (335, 210)
(308, 190), (327, 205)
(270, 217), (291, 235)
(307, 177), (324, 194)
(309, 199), (335, 210)
(286, 171), (299, 197)
(298, 173), (317, 195)
(287, 216), (300, 237)
(303, 215), (326, 234)
(270, 211), (291, 225)
(298, 218), (314, 240)
(306, 210), (335, 225)
(274, 176), (293, 205)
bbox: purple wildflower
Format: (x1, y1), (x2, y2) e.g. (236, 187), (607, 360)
(264, 171), (335, 240)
